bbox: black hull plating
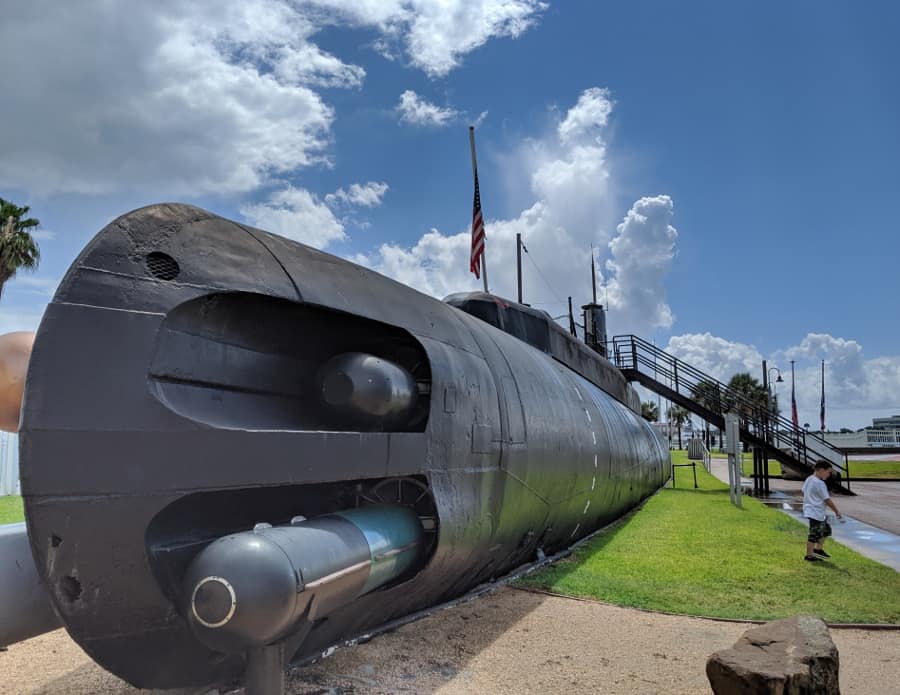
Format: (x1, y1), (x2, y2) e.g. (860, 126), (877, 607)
(20, 204), (670, 688)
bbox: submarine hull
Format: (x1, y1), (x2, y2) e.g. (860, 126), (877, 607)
(20, 204), (669, 688)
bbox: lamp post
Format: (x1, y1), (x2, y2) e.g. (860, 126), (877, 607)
(766, 367), (784, 454)
(768, 367), (783, 433)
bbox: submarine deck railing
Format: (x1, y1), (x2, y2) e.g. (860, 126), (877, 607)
(610, 335), (853, 495)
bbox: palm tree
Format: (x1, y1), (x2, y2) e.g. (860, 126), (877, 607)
(0, 198), (41, 299)
(726, 372), (768, 421)
(641, 401), (659, 422)
(725, 372), (769, 452)
(667, 405), (689, 449)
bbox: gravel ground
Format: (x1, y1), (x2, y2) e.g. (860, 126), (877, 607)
(3, 587), (898, 695)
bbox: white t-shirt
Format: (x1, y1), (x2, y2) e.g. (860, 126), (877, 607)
(802, 475), (830, 521)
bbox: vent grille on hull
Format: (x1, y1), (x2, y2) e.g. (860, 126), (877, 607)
(146, 252), (180, 281)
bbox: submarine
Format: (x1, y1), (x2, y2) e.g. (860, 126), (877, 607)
(16, 203), (670, 691)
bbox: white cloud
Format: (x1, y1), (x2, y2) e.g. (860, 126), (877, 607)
(2, 1), (544, 197)
(605, 195), (678, 334)
(665, 333), (763, 382)
(241, 186), (345, 248)
(665, 331), (900, 430)
(310, 0), (548, 77)
(397, 91), (459, 127)
(352, 227), (471, 298)
(360, 87), (677, 338)
(779, 333), (867, 405)
(325, 181), (390, 208)
(31, 230), (56, 242)
(0, 1), (338, 196)
(399, 0), (547, 77)
(558, 87), (613, 144)
(272, 43), (366, 88)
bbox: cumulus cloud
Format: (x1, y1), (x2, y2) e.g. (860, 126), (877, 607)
(244, 180), (389, 248)
(241, 187), (345, 248)
(665, 333), (763, 381)
(558, 87), (614, 143)
(780, 333), (867, 405)
(665, 331), (900, 430)
(359, 87), (677, 337)
(312, 0), (548, 77)
(0, 1), (338, 196)
(396, 91), (459, 127)
(604, 196), (678, 333)
(1, 1), (546, 197)
(326, 182), (390, 208)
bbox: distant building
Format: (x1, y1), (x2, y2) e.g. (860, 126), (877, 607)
(872, 415), (900, 430)
(825, 428), (900, 448)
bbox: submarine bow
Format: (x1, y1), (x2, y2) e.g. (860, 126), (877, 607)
(19, 203), (670, 689)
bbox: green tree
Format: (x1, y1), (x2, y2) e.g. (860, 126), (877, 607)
(725, 372), (769, 452)
(667, 405), (689, 449)
(641, 401), (659, 422)
(0, 198), (41, 299)
(691, 379), (722, 414)
(725, 372), (768, 420)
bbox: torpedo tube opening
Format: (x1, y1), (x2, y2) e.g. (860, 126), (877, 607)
(182, 504), (424, 654)
(144, 475), (439, 650)
(147, 292), (431, 432)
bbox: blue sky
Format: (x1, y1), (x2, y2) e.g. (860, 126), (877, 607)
(1, 1), (898, 428)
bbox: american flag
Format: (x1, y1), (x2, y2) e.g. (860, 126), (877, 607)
(470, 168), (485, 279)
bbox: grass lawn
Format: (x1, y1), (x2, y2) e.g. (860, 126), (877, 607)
(0, 495), (24, 525)
(515, 458), (900, 624)
(735, 456), (782, 478)
(724, 452), (900, 480)
(846, 460), (900, 479)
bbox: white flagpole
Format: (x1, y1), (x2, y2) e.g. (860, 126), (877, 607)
(469, 126), (489, 293)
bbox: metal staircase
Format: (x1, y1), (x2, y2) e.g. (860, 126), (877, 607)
(611, 335), (853, 495)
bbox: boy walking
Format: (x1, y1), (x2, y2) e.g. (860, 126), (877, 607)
(802, 460), (842, 562)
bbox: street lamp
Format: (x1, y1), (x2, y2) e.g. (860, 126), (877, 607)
(768, 367), (783, 413)
(766, 367), (784, 440)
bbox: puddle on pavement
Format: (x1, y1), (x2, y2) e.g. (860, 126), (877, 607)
(755, 494), (900, 572)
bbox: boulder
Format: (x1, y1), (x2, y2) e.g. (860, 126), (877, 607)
(706, 615), (839, 694)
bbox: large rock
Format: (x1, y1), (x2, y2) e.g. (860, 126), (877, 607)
(706, 615), (840, 694)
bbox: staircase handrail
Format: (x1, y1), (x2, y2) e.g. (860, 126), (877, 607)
(611, 334), (849, 481)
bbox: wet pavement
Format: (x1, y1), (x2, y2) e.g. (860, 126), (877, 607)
(760, 491), (900, 572)
(708, 456), (900, 572)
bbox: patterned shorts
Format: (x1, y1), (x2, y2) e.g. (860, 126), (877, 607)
(807, 518), (832, 544)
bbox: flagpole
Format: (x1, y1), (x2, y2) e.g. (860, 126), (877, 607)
(790, 359), (798, 430)
(820, 360), (825, 434)
(469, 126), (488, 293)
